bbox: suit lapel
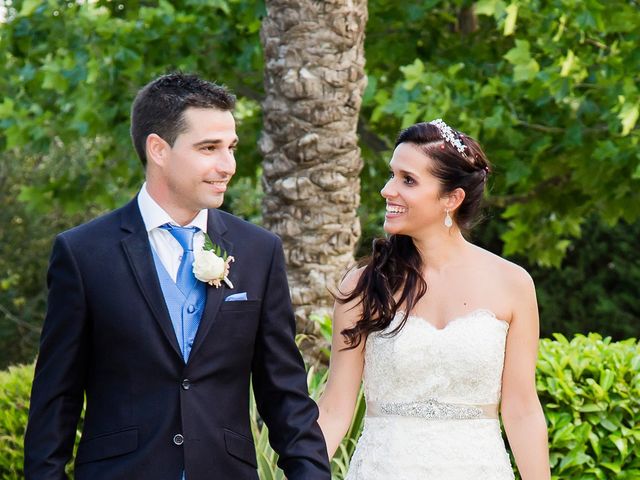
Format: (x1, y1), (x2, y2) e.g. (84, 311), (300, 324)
(188, 209), (234, 362)
(119, 198), (183, 359)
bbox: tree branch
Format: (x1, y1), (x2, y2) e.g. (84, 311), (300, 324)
(584, 37), (608, 50)
(514, 119), (611, 134)
(232, 83), (264, 103)
(0, 302), (40, 333)
(357, 116), (393, 153)
(515, 120), (564, 134)
(486, 174), (571, 208)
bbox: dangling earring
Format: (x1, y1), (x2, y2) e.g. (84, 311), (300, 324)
(444, 210), (453, 228)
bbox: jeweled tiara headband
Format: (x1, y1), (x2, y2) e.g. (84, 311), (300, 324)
(428, 118), (467, 156)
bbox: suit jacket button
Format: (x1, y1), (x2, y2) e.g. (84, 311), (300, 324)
(181, 379), (190, 390)
(187, 304), (195, 314)
(173, 434), (184, 445)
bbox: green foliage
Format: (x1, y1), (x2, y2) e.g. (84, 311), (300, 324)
(0, 362), (81, 477)
(0, 150), (97, 369)
(0, 0), (265, 212)
(473, 214), (640, 341)
(537, 333), (640, 479)
(531, 218), (640, 340)
(362, 0), (640, 267)
(0, 363), (32, 477)
(225, 166), (264, 225)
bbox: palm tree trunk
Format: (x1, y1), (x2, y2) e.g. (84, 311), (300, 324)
(260, 0), (367, 357)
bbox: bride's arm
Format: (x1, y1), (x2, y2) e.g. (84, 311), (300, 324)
(500, 266), (551, 479)
(317, 269), (365, 459)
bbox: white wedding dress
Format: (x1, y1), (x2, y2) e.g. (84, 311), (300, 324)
(345, 309), (515, 480)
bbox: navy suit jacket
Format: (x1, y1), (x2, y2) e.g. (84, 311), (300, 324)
(24, 198), (330, 480)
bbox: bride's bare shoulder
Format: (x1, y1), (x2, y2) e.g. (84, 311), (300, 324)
(471, 244), (535, 291)
(336, 265), (366, 298)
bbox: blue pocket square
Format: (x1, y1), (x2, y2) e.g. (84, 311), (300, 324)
(224, 292), (248, 302)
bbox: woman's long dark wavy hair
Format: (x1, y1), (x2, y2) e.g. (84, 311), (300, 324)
(339, 121), (491, 349)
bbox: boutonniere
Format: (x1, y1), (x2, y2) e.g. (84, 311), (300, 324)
(192, 233), (234, 288)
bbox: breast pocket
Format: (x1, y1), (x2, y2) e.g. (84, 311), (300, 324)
(218, 300), (262, 344)
(219, 300), (261, 313)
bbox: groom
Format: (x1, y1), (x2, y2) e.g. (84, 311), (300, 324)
(24, 73), (330, 479)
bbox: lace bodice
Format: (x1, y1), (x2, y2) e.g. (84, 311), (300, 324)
(345, 308), (515, 480)
(363, 309), (509, 406)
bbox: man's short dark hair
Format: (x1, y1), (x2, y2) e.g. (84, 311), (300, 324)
(130, 73), (236, 166)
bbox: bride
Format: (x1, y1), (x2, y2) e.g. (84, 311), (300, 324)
(317, 120), (550, 479)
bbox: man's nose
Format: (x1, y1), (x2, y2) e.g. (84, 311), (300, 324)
(217, 150), (236, 177)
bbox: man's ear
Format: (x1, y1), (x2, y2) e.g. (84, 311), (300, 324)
(146, 133), (169, 167)
(443, 187), (466, 212)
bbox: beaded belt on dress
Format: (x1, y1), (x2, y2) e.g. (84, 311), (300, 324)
(366, 399), (499, 420)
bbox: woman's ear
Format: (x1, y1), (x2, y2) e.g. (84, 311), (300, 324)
(443, 187), (466, 212)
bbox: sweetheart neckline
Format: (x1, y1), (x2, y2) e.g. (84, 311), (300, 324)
(396, 308), (510, 332)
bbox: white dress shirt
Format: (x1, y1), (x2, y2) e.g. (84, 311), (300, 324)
(137, 183), (207, 283)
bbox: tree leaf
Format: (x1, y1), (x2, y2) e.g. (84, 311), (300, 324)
(503, 3), (518, 36)
(618, 102), (639, 136)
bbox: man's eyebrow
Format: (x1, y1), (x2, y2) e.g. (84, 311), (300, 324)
(193, 137), (239, 147)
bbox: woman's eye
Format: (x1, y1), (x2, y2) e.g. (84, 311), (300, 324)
(404, 176), (415, 185)
(388, 171), (395, 179)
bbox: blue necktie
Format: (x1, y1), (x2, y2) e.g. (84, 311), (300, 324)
(161, 224), (201, 480)
(160, 224), (199, 296)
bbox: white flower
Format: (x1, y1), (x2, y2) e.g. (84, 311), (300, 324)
(192, 246), (235, 288)
(193, 249), (225, 281)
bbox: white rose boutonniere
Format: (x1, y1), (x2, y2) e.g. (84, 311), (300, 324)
(192, 233), (234, 288)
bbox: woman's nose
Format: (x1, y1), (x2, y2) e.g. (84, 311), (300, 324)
(380, 179), (395, 199)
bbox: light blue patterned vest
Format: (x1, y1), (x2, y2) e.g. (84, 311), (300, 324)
(151, 248), (206, 363)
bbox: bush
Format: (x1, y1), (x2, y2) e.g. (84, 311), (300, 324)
(0, 363), (80, 479)
(0, 363), (31, 477)
(538, 334), (640, 479)
(2, 334), (638, 478)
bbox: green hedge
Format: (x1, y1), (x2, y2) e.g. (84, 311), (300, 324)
(537, 334), (640, 479)
(2, 334), (638, 479)
(0, 363), (32, 477)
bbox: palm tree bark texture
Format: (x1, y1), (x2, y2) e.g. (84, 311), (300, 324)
(260, 0), (367, 351)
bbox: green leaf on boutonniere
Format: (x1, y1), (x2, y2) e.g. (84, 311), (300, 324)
(203, 232), (228, 260)
(203, 232), (215, 251)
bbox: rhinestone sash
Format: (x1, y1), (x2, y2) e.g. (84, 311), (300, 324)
(367, 399), (499, 420)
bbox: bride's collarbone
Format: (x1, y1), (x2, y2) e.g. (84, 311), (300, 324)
(398, 308), (509, 331)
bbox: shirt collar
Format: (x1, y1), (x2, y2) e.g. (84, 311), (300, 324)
(137, 182), (208, 233)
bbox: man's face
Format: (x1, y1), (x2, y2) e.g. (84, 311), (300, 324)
(161, 107), (238, 212)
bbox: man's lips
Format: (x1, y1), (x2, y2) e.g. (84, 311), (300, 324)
(204, 180), (228, 192)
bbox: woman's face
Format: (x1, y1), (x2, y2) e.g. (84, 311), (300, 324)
(380, 142), (448, 237)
